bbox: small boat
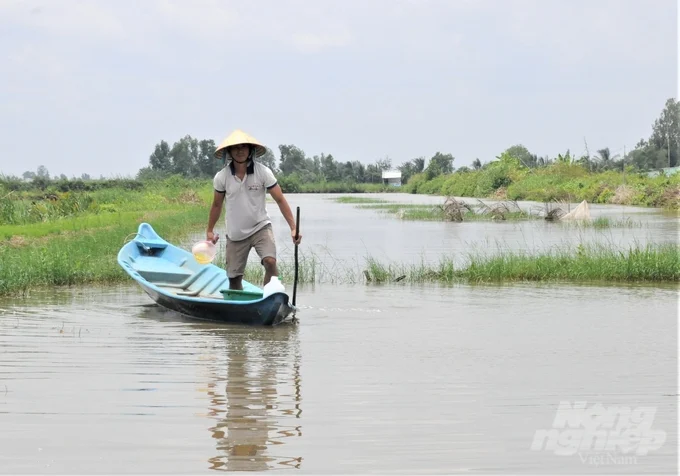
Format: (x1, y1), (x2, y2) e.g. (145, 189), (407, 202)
(117, 222), (297, 326)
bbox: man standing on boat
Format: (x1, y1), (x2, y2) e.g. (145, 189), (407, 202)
(206, 129), (301, 290)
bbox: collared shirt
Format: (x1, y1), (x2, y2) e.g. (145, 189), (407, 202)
(213, 160), (278, 241)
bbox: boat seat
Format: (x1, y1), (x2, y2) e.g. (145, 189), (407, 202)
(155, 266), (210, 289)
(177, 274), (227, 297)
(135, 237), (168, 251)
(131, 256), (192, 284)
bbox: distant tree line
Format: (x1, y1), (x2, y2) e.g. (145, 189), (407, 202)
(4, 97), (677, 191)
(134, 96), (677, 183)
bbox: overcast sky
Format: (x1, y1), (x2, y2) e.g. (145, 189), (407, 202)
(0, 0), (677, 178)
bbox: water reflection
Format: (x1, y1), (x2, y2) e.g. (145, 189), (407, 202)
(136, 305), (303, 471)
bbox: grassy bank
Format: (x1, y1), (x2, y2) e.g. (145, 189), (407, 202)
(0, 209), (210, 297)
(0, 177), (214, 296)
(1, 176), (676, 296)
(403, 159), (680, 209)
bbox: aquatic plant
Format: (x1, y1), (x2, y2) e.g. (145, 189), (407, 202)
(362, 243), (679, 284)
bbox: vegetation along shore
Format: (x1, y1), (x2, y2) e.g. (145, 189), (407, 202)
(0, 98), (678, 295)
(0, 174), (677, 297)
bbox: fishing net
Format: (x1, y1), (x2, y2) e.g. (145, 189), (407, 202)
(560, 200), (591, 220)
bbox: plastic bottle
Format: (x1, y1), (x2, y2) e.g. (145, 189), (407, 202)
(263, 276), (285, 297)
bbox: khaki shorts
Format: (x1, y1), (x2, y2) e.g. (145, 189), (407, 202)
(226, 223), (277, 278)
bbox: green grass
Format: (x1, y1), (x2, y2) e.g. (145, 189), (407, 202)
(404, 162), (680, 209)
(557, 217), (645, 229)
(334, 196), (388, 204)
(1, 176), (676, 296)
(213, 242), (680, 286)
(362, 243), (680, 284)
(0, 178), (215, 297)
(0, 207), (209, 296)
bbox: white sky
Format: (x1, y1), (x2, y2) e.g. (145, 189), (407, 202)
(0, 0), (678, 178)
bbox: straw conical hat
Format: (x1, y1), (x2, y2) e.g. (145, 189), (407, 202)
(214, 129), (267, 159)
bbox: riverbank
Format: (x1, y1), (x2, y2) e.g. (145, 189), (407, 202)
(1, 178), (678, 297)
(288, 162), (680, 209)
(0, 178), (213, 296)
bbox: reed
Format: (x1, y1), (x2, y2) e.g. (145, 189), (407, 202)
(557, 217), (644, 229)
(219, 242), (680, 286)
(362, 243), (679, 284)
(1, 237), (676, 296)
(334, 196), (387, 204)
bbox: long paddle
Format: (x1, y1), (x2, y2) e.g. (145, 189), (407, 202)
(292, 206), (300, 307)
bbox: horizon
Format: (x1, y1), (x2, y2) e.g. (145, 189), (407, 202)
(1, 0), (678, 179)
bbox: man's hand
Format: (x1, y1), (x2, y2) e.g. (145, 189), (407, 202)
(207, 231), (220, 244)
(291, 228), (302, 245)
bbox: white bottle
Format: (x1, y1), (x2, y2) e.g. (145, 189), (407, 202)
(263, 276), (285, 297)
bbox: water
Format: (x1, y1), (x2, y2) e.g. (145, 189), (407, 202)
(264, 193), (680, 272)
(0, 194), (677, 473)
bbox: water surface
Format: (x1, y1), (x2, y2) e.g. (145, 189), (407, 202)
(0, 193), (677, 473)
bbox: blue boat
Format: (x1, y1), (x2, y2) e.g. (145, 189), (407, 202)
(117, 222), (297, 326)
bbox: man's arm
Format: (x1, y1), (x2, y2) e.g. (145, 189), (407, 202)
(207, 190), (224, 242)
(268, 184), (301, 244)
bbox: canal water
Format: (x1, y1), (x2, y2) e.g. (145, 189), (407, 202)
(0, 194), (677, 473)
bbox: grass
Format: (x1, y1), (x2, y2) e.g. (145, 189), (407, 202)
(0, 207), (209, 296)
(334, 196), (388, 204)
(558, 217), (645, 229)
(335, 196), (648, 228)
(362, 243), (680, 284)
(0, 178), (214, 297)
(404, 162), (680, 209)
(220, 242), (680, 286)
(1, 177), (676, 296)
(335, 196), (543, 222)
(2, 225), (676, 297)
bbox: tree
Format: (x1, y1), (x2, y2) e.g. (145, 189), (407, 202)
(258, 147), (278, 172)
(504, 145), (535, 168)
(36, 165), (50, 180)
(320, 153), (339, 181)
(398, 157), (426, 184)
(278, 144), (306, 175)
(375, 157), (392, 172)
(195, 139), (218, 177)
(169, 135), (200, 176)
(650, 98), (679, 168)
(149, 140), (171, 172)
(594, 147), (619, 171)
(425, 152), (454, 179)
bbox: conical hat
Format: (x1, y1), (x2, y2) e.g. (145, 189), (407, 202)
(214, 129), (267, 159)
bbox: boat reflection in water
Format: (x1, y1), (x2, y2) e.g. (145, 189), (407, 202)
(138, 305), (303, 471)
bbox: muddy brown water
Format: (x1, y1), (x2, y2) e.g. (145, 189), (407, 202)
(0, 194), (677, 473)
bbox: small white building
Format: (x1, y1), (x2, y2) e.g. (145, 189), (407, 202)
(381, 170), (402, 186)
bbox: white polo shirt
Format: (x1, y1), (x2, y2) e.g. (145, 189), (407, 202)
(213, 160), (278, 241)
